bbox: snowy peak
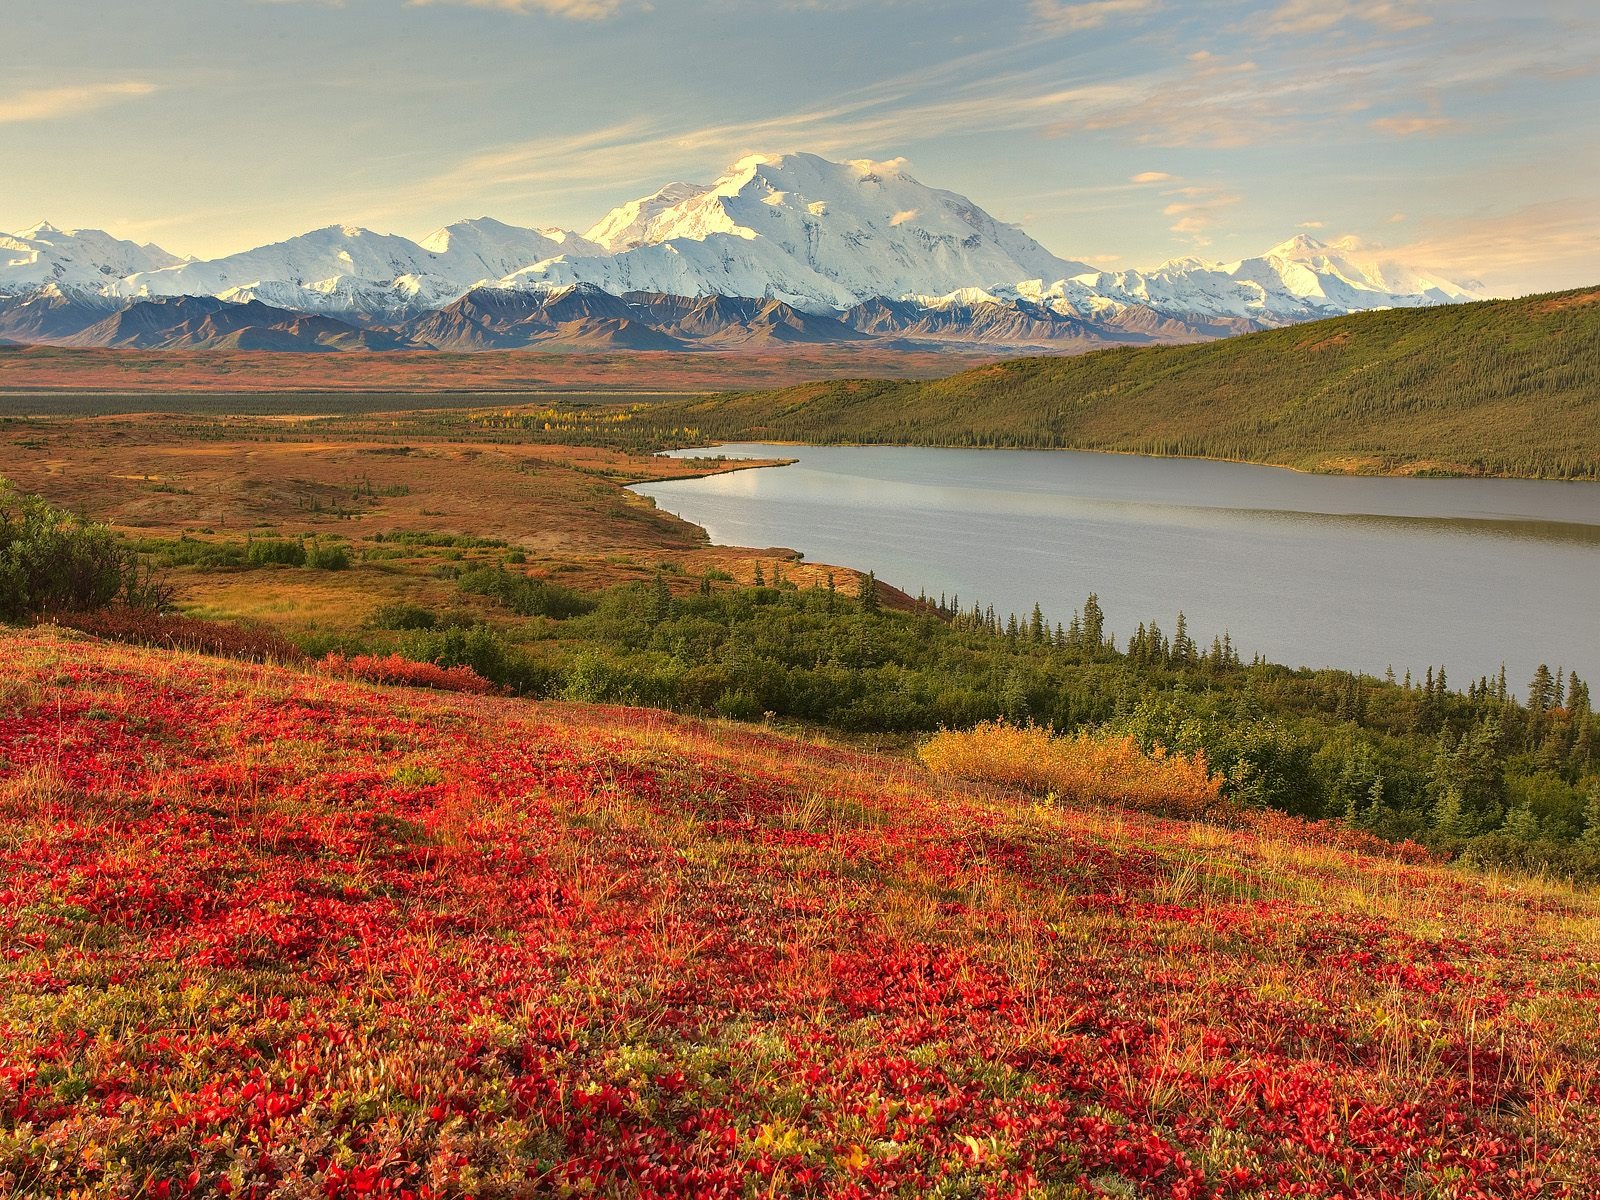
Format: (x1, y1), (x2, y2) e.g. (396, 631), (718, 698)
(530, 150), (1094, 311)
(1265, 233), (1336, 258)
(114, 224), (432, 300)
(1027, 232), (1485, 324)
(1253, 234), (1480, 304)
(2, 222), (185, 292)
(585, 182), (711, 251)
(417, 217), (603, 282)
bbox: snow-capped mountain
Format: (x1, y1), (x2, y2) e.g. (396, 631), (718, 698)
(114, 224), (446, 306)
(526, 153), (1094, 311)
(1024, 234), (1482, 323)
(416, 217), (606, 282)
(1, 222), (186, 292)
(1, 151), (1486, 352)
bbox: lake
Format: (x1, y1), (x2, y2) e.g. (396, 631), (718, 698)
(633, 444), (1600, 691)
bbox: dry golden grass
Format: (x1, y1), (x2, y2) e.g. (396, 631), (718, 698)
(918, 719), (1224, 818)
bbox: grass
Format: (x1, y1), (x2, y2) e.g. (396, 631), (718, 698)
(3, 625), (1599, 1197)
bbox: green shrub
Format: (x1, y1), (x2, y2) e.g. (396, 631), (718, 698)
(398, 624), (550, 694)
(458, 566), (596, 620)
(305, 542), (350, 571)
(367, 602), (438, 631)
(0, 480), (167, 621)
(247, 538), (307, 567)
(714, 689), (763, 722)
(127, 536), (248, 569)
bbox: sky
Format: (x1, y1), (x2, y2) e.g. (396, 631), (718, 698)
(2, 0), (1597, 295)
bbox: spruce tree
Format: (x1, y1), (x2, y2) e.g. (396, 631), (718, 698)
(1503, 802), (1541, 842)
(1082, 593), (1105, 649)
(649, 571), (675, 625)
(1580, 784), (1600, 852)
(858, 571), (879, 613)
(1432, 785), (1470, 841)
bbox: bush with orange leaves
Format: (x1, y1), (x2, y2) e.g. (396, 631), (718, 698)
(319, 652), (498, 695)
(918, 720), (1224, 819)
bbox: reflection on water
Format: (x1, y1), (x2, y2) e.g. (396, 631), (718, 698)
(634, 444), (1600, 688)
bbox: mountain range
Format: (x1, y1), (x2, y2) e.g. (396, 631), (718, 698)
(1, 152), (1484, 354)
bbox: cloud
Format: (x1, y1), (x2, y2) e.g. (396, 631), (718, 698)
(1159, 186), (1241, 244)
(1386, 199), (1600, 295)
(406, 0), (626, 16)
(1297, 220), (1326, 229)
(0, 81), (159, 124)
(360, 52), (1137, 224)
(1262, 0), (1433, 36)
(851, 156), (911, 176)
(1370, 114), (1457, 137)
(1130, 171), (1174, 184)
(1032, 0), (1160, 33)
(889, 209), (920, 226)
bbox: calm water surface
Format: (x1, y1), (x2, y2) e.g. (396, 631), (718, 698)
(634, 445), (1600, 690)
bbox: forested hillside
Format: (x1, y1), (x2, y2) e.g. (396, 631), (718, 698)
(632, 287), (1600, 478)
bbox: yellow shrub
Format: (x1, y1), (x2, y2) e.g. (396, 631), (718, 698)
(918, 721), (1223, 819)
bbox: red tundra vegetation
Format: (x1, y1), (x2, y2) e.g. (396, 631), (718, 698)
(2, 625), (1598, 1198)
(318, 653), (499, 696)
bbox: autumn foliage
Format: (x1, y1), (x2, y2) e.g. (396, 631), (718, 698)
(51, 605), (306, 664)
(919, 720), (1224, 818)
(3, 628), (1599, 1198)
(318, 651), (498, 694)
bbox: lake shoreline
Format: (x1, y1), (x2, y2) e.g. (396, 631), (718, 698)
(634, 443), (1600, 689)
(654, 436), (1600, 485)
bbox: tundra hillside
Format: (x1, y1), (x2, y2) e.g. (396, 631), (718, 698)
(4, 626), (1600, 1198)
(620, 288), (1600, 479)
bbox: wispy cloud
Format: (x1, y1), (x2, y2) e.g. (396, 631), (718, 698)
(1263, 0), (1433, 36)
(1386, 199), (1600, 294)
(406, 0), (628, 15)
(0, 81), (159, 124)
(354, 53), (1136, 224)
(1130, 170), (1174, 183)
(1032, 0), (1160, 33)
(1370, 114), (1457, 137)
(1161, 186), (1241, 244)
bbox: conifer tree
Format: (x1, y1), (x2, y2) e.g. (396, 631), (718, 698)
(1581, 784), (1600, 852)
(1173, 611), (1193, 665)
(1503, 802), (1542, 842)
(1082, 593), (1105, 649)
(649, 571), (675, 625)
(858, 571), (879, 613)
